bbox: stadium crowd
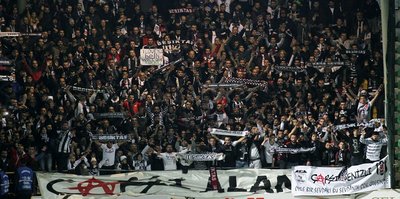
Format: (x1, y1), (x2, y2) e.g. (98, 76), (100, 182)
(0, 0), (388, 181)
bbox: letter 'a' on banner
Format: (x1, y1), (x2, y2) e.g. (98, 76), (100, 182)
(291, 156), (390, 196)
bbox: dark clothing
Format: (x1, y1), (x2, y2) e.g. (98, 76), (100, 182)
(222, 144), (236, 168)
(335, 149), (351, 167)
(285, 141), (301, 165)
(322, 147), (338, 166)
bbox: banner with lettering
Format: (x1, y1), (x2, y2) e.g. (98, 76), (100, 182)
(168, 8), (194, 14)
(209, 128), (248, 137)
(91, 134), (130, 141)
(271, 146), (316, 154)
(140, 49), (164, 65)
(176, 153), (225, 161)
(292, 156), (389, 196)
(156, 40), (196, 54)
(37, 169), (292, 199)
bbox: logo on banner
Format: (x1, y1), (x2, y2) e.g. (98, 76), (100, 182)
(376, 161), (387, 175)
(294, 170), (307, 184)
(68, 178), (119, 196)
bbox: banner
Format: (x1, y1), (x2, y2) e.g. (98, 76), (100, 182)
(0, 75), (14, 81)
(91, 134), (130, 141)
(274, 66), (306, 73)
(311, 62), (346, 67)
(152, 58), (183, 74)
(0, 32), (41, 37)
(177, 153), (225, 161)
(156, 40), (196, 54)
(202, 83), (242, 88)
(210, 128), (248, 137)
(37, 169), (292, 199)
(344, 50), (366, 54)
(0, 60), (12, 65)
(292, 156), (390, 196)
(168, 8), (194, 14)
(328, 119), (383, 131)
(271, 147), (316, 154)
(93, 112), (126, 119)
(71, 86), (106, 93)
(140, 49), (164, 66)
(225, 77), (268, 87)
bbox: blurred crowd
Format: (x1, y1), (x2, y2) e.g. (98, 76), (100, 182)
(0, 0), (387, 176)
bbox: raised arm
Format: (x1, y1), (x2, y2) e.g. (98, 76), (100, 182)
(370, 84), (383, 106)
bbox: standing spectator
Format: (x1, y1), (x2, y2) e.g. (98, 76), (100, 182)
(157, 144), (179, 171)
(88, 157), (99, 176)
(216, 136), (242, 168)
(347, 128), (365, 165)
(0, 150), (10, 172)
(261, 134), (278, 168)
(307, 133), (324, 166)
(322, 142), (338, 166)
(15, 160), (35, 199)
(56, 122), (75, 172)
(132, 153), (150, 171)
(335, 141), (351, 166)
(356, 86), (381, 122)
(94, 140), (126, 174)
(116, 155), (132, 172)
(0, 169), (9, 199)
(360, 128), (388, 163)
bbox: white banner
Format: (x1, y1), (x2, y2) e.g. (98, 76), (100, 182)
(37, 169), (292, 199)
(140, 49), (164, 65)
(271, 146), (316, 154)
(210, 128), (248, 137)
(91, 134), (130, 141)
(168, 8), (194, 14)
(177, 153), (225, 161)
(292, 156), (390, 196)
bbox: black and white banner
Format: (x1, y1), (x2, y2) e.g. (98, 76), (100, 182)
(274, 66), (306, 73)
(93, 112), (126, 119)
(311, 62), (346, 67)
(156, 40), (196, 54)
(0, 60), (13, 65)
(0, 32), (41, 37)
(292, 156), (389, 196)
(168, 8), (194, 14)
(271, 146), (316, 154)
(225, 77), (268, 87)
(0, 75), (14, 81)
(71, 86), (106, 93)
(37, 169), (292, 199)
(329, 119), (383, 131)
(344, 50), (366, 54)
(202, 83), (242, 88)
(91, 134), (130, 141)
(177, 153), (225, 161)
(152, 58), (183, 74)
(209, 128), (248, 137)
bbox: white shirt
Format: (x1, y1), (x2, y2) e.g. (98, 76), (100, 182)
(357, 101), (371, 122)
(360, 135), (388, 161)
(250, 143), (260, 160)
(264, 141), (278, 163)
(159, 152), (177, 170)
(100, 144), (119, 167)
